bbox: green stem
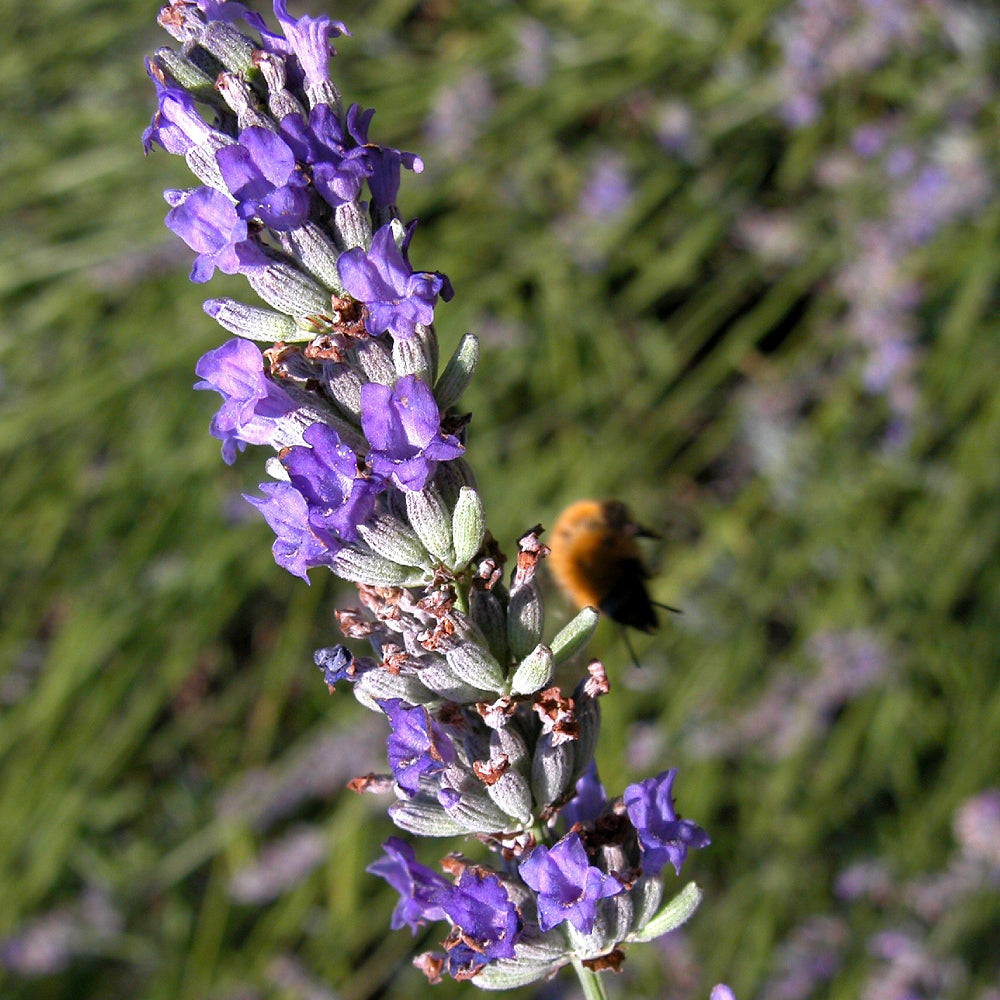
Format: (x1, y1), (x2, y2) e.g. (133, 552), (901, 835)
(569, 957), (610, 1000)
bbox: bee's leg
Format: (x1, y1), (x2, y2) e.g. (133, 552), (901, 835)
(620, 627), (642, 669)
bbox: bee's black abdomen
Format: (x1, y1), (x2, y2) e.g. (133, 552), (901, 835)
(599, 559), (659, 633)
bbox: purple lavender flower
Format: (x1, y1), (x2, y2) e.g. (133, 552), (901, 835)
(711, 986), (736, 1000)
(243, 480), (336, 581)
(444, 869), (521, 961)
(560, 761), (607, 828)
(165, 187), (271, 283)
(623, 769), (710, 876)
(314, 644), (369, 688)
(262, 0), (349, 93)
(344, 104), (424, 214)
(194, 338), (297, 463)
(361, 375), (464, 492)
(282, 422), (382, 542)
(280, 105), (372, 210)
(518, 833), (624, 933)
(337, 224), (454, 341)
(215, 127), (311, 231)
(142, 70), (213, 155)
(367, 837), (450, 932)
(195, 0), (264, 27)
(380, 698), (457, 796)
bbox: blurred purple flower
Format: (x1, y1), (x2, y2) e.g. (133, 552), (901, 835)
(425, 71), (494, 162)
(624, 769), (710, 876)
(164, 187), (271, 283)
(229, 826), (327, 904)
(762, 916), (847, 1000)
(518, 833), (623, 933)
(215, 127), (311, 231)
(194, 338), (297, 463)
(579, 153), (632, 222)
(361, 375), (464, 492)
(380, 699), (456, 796)
(338, 224), (454, 341)
(953, 789), (1000, 868)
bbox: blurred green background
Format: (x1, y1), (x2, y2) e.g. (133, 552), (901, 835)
(2, 0), (999, 998)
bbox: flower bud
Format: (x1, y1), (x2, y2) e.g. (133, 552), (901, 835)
(451, 486), (486, 568)
(440, 778), (517, 834)
(507, 581), (544, 663)
(357, 514), (431, 571)
(392, 334), (431, 385)
(332, 202), (371, 252)
(510, 644), (554, 696)
(256, 50), (305, 121)
(416, 659), (497, 704)
(469, 587), (509, 665)
(478, 747), (533, 827)
(203, 298), (303, 343)
(281, 222), (346, 294)
(354, 668), (433, 713)
(530, 732), (575, 810)
(185, 132), (235, 191)
(445, 643), (506, 694)
(353, 337), (396, 386)
(246, 262), (333, 320)
(332, 547), (426, 587)
(551, 606), (599, 664)
(198, 19), (257, 75)
(405, 485), (455, 564)
(389, 797), (467, 838)
(570, 691), (600, 783)
(628, 876), (664, 936)
(322, 363), (363, 423)
(434, 332), (479, 410)
(471, 942), (567, 990)
(151, 46), (216, 97)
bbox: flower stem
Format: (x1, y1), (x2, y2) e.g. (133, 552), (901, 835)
(570, 957), (610, 1000)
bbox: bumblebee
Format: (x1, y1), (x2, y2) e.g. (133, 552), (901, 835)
(548, 499), (676, 636)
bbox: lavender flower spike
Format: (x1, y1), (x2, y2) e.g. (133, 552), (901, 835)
(145, 1), (711, 991)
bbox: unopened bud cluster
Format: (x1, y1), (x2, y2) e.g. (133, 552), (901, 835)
(145, 0), (708, 988)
